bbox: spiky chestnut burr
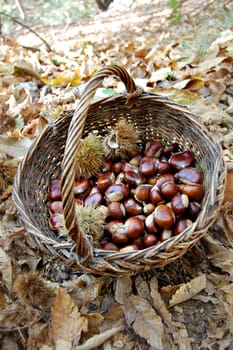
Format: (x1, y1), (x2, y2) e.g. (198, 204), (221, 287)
(102, 119), (139, 160)
(54, 204), (107, 242)
(13, 271), (55, 307)
(75, 204), (107, 241)
(75, 134), (104, 179)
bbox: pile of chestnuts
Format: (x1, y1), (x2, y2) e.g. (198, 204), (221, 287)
(48, 139), (205, 253)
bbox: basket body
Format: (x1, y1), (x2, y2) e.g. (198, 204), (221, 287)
(13, 67), (226, 276)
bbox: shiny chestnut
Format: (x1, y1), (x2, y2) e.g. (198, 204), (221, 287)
(105, 184), (129, 202)
(145, 213), (160, 234)
(156, 174), (175, 189)
(156, 160), (171, 174)
(97, 172), (115, 191)
(160, 229), (172, 242)
(124, 171), (145, 186)
(125, 217), (145, 239)
(150, 185), (163, 205)
(144, 140), (163, 157)
(188, 201), (201, 220)
(84, 192), (103, 206)
(74, 178), (90, 198)
(101, 159), (113, 172)
(174, 167), (203, 184)
(119, 244), (139, 253)
(50, 201), (63, 214)
(154, 204), (175, 229)
(162, 143), (179, 157)
(104, 220), (124, 237)
(134, 184), (152, 203)
(100, 241), (119, 251)
(143, 234), (158, 247)
(179, 183), (204, 201)
(169, 150), (195, 169)
(49, 178), (61, 201)
(171, 193), (189, 215)
(124, 198), (143, 216)
(139, 156), (156, 177)
(107, 202), (125, 219)
(173, 218), (192, 235)
(161, 181), (179, 199)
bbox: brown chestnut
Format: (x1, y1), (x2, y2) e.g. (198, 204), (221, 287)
(133, 236), (144, 249)
(89, 186), (102, 195)
(49, 213), (63, 230)
(162, 143), (179, 157)
(150, 185), (163, 204)
(124, 198), (143, 216)
(115, 172), (125, 184)
(84, 192), (103, 206)
(179, 183), (204, 201)
(147, 176), (158, 185)
(108, 202), (125, 219)
(143, 234), (158, 247)
(134, 184), (152, 203)
(74, 178), (90, 197)
(100, 241), (119, 251)
(124, 171), (145, 186)
(101, 159), (113, 172)
(156, 160), (171, 174)
(174, 167), (203, 184)
(169, 150), (195, 169)
(139, 156), (156, 177)
(160, 229), (172, 242)
(161, 181), (179, 199)
(125, 217), (145, 239)
(145, 213), (160, 234)
(112, 230), (129, 245)
(97, 172), (115, 191)
(104, 220), (124, 237)
(156, 174), (175, 189)
(143, 203), (155, 216)
(119, 244), (139, 253)
(154, 204), (176, 229)
(50, 201), (63, 214)
(188, 201), (201, 220)
(112, 161), (123, 174)
(171, 193), (189, 215)
(173, 218), (192, 235)
(105, 184), (129, 202)
(49, 178), (61, 201)
(122, 162), (139, 174)
(144, 140), (163, 157)
(129, 154), (142, 167)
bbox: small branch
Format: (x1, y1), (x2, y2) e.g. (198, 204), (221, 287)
(0, 11), (51, 52)
(15, 0), (26, 19)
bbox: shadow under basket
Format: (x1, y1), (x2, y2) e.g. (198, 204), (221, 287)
(13, 64), (226, 276)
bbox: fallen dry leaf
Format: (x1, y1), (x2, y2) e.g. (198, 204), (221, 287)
(150, 276), (174, 326)
(0, 247), (12, 293)
(169, 274), (207, 307)
(51, 287), (88, 350)
(203, 234), (233, 275)
(224, 172), (233, 203)
(124, 294), (165, 349)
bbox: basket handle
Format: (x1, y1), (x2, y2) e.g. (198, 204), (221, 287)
(61, 64), (138, 259)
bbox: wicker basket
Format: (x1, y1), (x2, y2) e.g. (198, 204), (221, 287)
(13, 64), (226, 276)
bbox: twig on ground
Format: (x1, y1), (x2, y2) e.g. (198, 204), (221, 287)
(0, 11), (51, 51)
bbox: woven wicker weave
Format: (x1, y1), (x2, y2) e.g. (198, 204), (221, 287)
(13, 64), (226, 276)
